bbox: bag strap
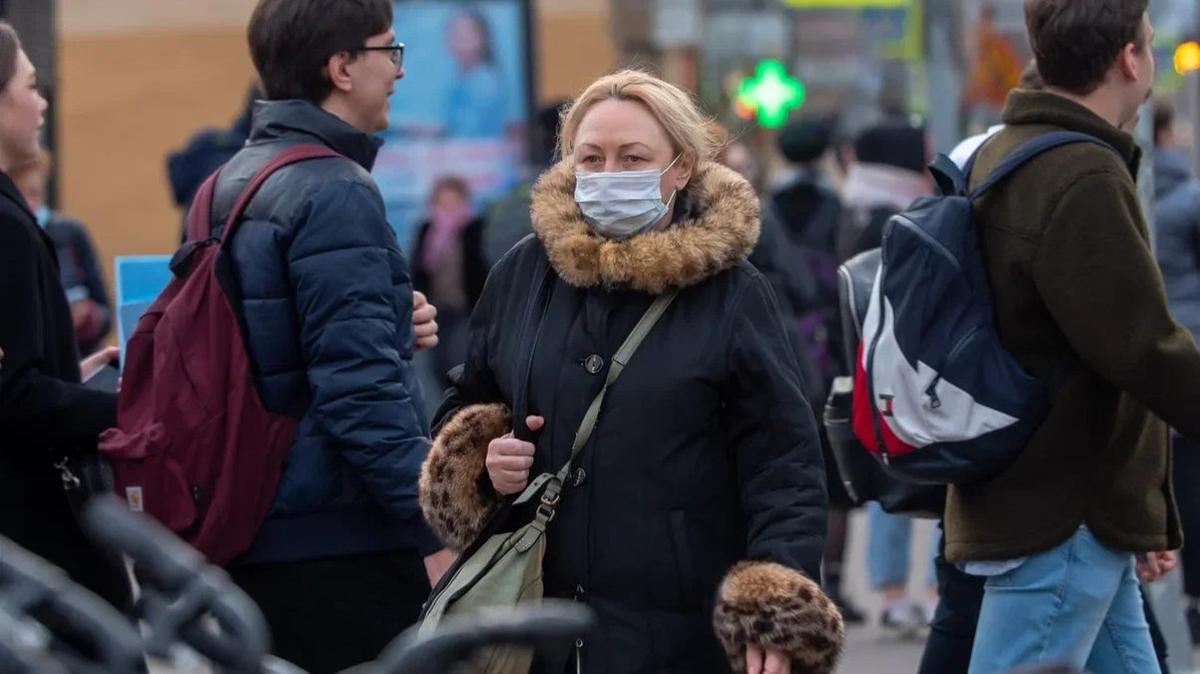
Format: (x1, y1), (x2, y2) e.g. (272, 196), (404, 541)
(511, 252), (556, 443)
(514, 288), (680, 510)
(968, 131), (1117, 200)
(927, 131), (1118, 201)
(184, 172), (220, 243)
(218, 144), (343, 247)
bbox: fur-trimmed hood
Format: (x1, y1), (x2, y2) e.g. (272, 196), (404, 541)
(530, 160), (761, 294)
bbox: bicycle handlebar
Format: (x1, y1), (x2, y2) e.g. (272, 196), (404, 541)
(81, 497), (271, 672)
(0, 534), (145, 674)
(372, 601), (594, 674)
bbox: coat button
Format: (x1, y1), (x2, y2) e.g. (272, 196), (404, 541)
(573, 467), (587, 487)
(583, 354), (604, 374)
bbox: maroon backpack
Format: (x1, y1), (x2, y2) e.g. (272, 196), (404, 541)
(99, 144), (340, 564)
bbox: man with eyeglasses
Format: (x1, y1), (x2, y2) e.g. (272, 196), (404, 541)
(197, 1), (453, 670)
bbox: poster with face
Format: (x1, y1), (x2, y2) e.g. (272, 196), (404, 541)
(374, 0), (533, 249)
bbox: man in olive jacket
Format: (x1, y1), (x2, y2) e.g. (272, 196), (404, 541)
(953, 2), (1200, 672)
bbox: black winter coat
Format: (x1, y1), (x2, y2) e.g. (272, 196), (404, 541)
(420, 162), (841, 674)
(0, 171), (128, 606)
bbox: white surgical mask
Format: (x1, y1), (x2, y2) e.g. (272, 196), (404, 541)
(574, 155), (680, 240)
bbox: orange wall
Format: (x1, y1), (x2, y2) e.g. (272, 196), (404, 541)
(59, 29), (256, 269)
(56, 1), (616, 310)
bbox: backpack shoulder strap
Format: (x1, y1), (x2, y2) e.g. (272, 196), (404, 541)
(184, 172), (220, 243)
(218, 143), (343, 247)
(969, 131), (1117, 200)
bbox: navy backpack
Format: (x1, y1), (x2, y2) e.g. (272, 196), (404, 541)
(851, 131), (1113, 484)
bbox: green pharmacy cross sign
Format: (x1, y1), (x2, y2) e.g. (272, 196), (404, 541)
(734, 59), (806, 129)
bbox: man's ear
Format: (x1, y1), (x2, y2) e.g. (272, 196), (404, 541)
(1117, 42), (1140, 83)
(326, 51), (355, 94)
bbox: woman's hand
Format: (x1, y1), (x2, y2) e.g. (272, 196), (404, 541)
(80, 346), (118, 382)
(485, 416), (544, 495)
(745, 644), (790, 674)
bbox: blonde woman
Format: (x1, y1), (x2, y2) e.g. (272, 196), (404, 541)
(420, 70), (843, 674)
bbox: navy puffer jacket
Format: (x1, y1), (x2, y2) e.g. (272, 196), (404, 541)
(206, 100), (438, 563)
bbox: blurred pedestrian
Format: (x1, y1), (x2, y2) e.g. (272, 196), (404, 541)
(1152, 96), (1200, 645)
(771, 118), (869, 624)
(206, 2), (453, 670)
(410, 175), (486, 403)
(711, 123), (817, 322)
(10, 149), (112, 355)
(420, 70), (841, 674)
(0, 20), (131, 610)
(168, 82), (258, 242)
(959, 2), (1200, 672)
(838, 116), (939, 636)
(837, 118), (931, 262)
(481, 100), (568, 268)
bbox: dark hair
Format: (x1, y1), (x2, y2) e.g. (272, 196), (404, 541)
(449, 9), (495, 65)
(1154, 97), (1175, 146)
(0, 22), (22, 93)
(248, 0), (392, 103)
(1024, 0), (1149, 96)
(430, 175), (471, 202)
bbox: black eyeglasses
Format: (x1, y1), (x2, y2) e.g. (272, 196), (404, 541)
(356, 42), (404, 67)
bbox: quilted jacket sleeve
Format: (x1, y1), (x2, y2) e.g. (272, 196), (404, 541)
(287, 179), (436, 547)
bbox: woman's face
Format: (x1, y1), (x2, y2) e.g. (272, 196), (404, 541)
(0, 50), (46, 168)
(431, 186), (469, 213)
(448, 16), (485, 68)
(572, 98), (692, 204)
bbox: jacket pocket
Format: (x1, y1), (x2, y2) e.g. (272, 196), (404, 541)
(668, 510), (700, 607)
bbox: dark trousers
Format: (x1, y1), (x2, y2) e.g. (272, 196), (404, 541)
(918, 527), (1171, 674)
(1174, 437), (1200, 598)
(230, 549), (430, 674)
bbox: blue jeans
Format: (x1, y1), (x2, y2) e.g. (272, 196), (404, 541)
(968, 528), (1160, 674)
(866, 502), (938, 589)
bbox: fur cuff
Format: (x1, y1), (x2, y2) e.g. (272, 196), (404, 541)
(419, 403), (511, 551)
(712, 562), (845, 674)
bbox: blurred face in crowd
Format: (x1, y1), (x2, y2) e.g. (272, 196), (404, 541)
(573, 98), (693, 211)
(432, 186), (468, 211)
(0, 50), (46, 170)
(448, 14), (486, 69)
(326, 28), (402, 134)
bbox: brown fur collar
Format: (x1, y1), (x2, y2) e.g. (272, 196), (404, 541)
(530, 160), (761, 294)
(713, 562), (845, 674)
(418, 403), (511, 551)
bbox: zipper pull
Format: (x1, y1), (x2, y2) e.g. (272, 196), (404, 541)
(926, 376), (943, 410)
(55, 457), (81, 490)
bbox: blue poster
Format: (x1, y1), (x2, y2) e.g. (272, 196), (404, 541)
(375, 0), (532, 249)
(114, 255), (172, 364)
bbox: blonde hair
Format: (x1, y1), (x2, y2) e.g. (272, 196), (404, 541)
(557, 69), (719, 165)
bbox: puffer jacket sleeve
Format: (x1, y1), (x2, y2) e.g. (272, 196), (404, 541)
(287, 179), (435, 546)
(418, 246), (520, 550)
(713, 272), (842, 674)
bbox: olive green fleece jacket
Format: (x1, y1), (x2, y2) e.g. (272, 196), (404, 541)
(945, 90), (1200, 563)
